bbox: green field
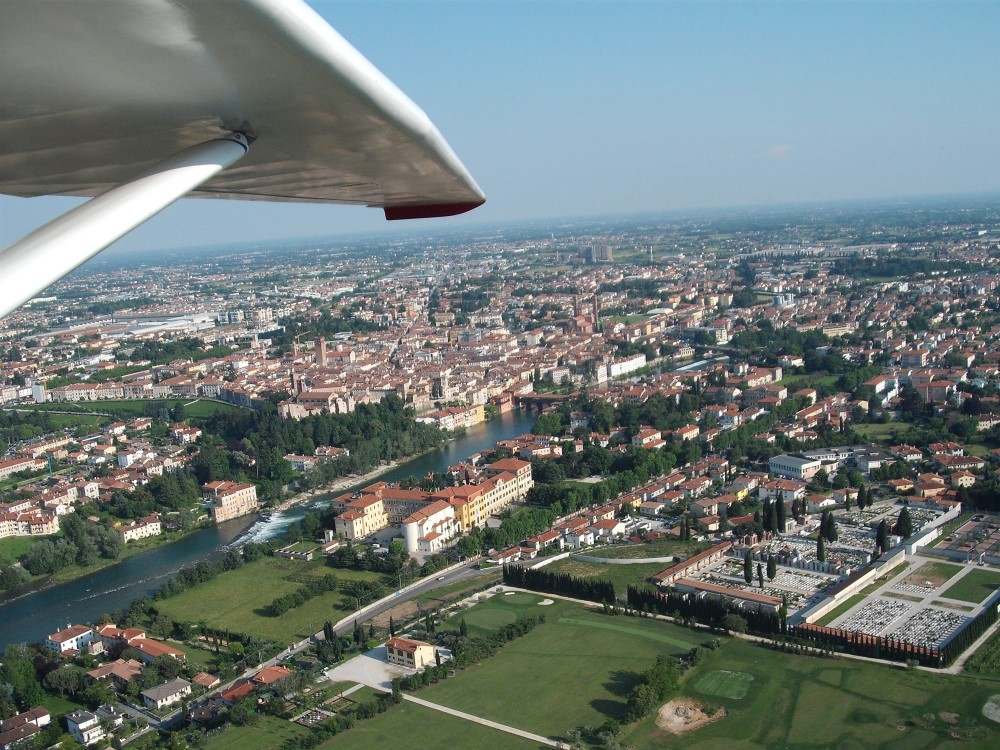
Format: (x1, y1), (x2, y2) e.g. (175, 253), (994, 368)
(941, 568), (1000, 604)
(423, 592), (1000, 748)
(40, 694), (83, 717)
(542, 558), (667, 594)
(425, 594), (704, 736)
(585, 538), (710, 561)
(314, 699), (544, 750)
(964, 629), (1000, 678)
(20, 399), (243, 419)
(0, 535), (43, 564)
(909, 560), (964, 585)
(694, 670), (754, 700)
(154, 557), (387, 644)
(853, 421), (913, 442)
(205, 714), (309, 750)
(416, 569), (501, 606)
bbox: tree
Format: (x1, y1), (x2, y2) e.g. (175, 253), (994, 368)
(389, 616), (396, 638)
(230, 698), (259, 726)
(857, 484), (868, 510)
(766, 555), (777, 581)
(756, 562), (764, 589)
(743, 552), (753, 585)
(459, 618), (468, 637)
(894, 507), (913, 539)
(817, 535), (826, 562)
(876, 519), (889, 556)
(722, 614), (747, 633)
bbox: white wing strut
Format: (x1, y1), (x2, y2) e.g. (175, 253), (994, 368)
(0, 133), (250, 318)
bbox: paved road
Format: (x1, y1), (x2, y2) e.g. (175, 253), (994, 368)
(403, 694), (561, 748)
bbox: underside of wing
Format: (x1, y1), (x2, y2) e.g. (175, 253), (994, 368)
(0, 0), (485, 218)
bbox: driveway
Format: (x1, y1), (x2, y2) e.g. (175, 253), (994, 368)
(324, 646), (412, 690)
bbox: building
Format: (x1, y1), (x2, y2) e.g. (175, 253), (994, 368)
(768, 454), (822, 481)
(118, 513), (162, 542)
(0, 708), (50, 750)
(402, 500), (460, 553)
(0, 457), (45, 481)
(202, 481), (258, 523)
(141, 678), (193, 710)
(44, 625), (94, 654)
(385, 637), (436, 670)
(64, 711), (104, 746)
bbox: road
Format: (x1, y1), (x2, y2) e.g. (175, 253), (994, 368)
(329, 560), (494, 637)
(193, 561), (497, 711)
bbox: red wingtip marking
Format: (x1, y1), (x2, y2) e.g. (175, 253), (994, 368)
(384, 200), (485, 220)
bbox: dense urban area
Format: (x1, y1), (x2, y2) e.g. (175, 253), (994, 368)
(3, 200), (1000, 749)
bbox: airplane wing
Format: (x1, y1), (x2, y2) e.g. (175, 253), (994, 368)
(0, 0), (485, 318)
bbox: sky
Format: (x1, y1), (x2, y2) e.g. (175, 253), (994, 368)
(2, 0), (1000, 254)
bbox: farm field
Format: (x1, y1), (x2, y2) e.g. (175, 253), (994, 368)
(154, 557), (387, 644)
(942, 568), (1000, 604)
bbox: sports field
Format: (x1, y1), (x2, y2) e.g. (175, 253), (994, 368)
(154, 557), (387, 644)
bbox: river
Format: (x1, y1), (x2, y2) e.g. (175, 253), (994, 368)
(0, 408), (537, 649)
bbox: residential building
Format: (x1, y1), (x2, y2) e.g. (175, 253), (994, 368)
(202, 481), (258, 523)
(141, 678), (193, 710)
(385, 637), (436, 670)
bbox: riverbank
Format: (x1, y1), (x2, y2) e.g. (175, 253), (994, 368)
(0, 525), (211, 604)
(268, 459), (408, 513)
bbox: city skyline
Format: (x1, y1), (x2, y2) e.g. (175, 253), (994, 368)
(2, 0), (999, 254)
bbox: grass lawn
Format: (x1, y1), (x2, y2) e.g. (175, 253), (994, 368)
(416, 569), (501, 606)
(425, 595), (704, 737)
(906, 560), (964, 587)
(776, 374), (840, 390)
(542, 558), (667, 595)
(205, 714), (309, 750)
(40, 694), (83, 717)
(0, 535), (43, 564)
(315, 699), (545, 750)
(167, 640), (220, 671)
(586, 538), (710, 561)
(20, 399), (243, 419)
(941, 568), (1000, 604)
(421, 593), (1000, 748)
(964, 628), (1000, 678)
(853, 421), (913, 442)
(621, 636), (998, 749)
(155, 557), (387, 644)
(180, 585), (1000, 750)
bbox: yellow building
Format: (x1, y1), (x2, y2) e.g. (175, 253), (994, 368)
(385, 637), (436, 670)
